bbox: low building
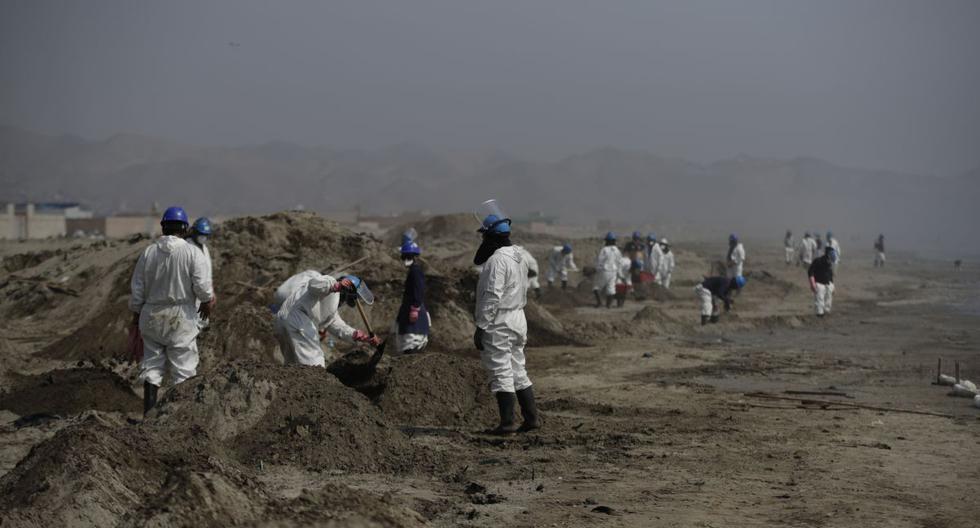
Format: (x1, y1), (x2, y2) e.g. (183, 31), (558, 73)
(0, 202), (93, 239)
(67, 214), (159, 238)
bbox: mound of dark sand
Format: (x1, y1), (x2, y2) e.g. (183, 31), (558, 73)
(0, 418), (166, 527)
(0, 367), (140, 416)
(375, 352), (495, 427)
(152, 362), (425, 473)
(257, 484), (427, 528)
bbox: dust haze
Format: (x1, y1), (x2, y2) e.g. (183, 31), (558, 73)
(2, 1), (979, 255)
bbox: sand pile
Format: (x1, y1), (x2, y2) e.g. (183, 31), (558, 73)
(0, 367), (141, 417)
(374, 352), (496, 427)
(0, 417), (166, 527)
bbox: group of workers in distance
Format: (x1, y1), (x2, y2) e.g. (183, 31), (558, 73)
(592, 231), (676, 309)
(125, 202), (867, 434)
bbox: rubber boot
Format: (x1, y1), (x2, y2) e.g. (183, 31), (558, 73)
(488, 392), (519, 435)
(709, 314), (719, 324)
(701, 315), (709, 326)
(143, 381), (159, 416)
(561, 280), (568, 290)
(605, 295), (613, 309)
(515, 387), (540, 432)
(593, 290), (602, 308)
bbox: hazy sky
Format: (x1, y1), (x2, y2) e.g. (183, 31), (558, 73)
(2, 0), (978, 175)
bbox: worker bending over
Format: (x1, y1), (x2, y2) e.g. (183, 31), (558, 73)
(546, 244), (577, 289)
(694, 275), (746, 325)
(274, 271), (380, 367)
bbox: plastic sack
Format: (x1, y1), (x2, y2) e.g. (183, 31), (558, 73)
(128, 324), (144, 362)
(950, 383), (978, 398)
(937, 374), (956, 386)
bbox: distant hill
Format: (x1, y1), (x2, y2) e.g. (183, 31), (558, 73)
(1, 125), (977, 254)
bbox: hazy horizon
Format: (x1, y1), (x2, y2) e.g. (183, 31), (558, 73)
(3, 1), (979, 176)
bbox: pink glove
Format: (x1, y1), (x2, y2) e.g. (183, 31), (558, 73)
(352, 329), (371, 342)
(408, 305), (420, 323)
(331, 278), (355, 293)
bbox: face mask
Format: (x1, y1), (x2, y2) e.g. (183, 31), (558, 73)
(194, 235), (208, 245)
(402, 258), (414, 267)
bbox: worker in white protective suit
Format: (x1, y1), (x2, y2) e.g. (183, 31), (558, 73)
(798, 232), (816, 267)
(615, 255), (632, 307)
(520, 247), (542, 298)
(129, 206), (214, 416)
(593, 232), (623, 309)
(784, 230), (794, 265)
(726, 234), (746, 278)
(273, 271), (381, 367)
(187, 217), (214, 330)
(645, 233), (663, 283)
(657, 238), (676, 289)
(546, 244), (577, 289)
(473, 212), (539, 435)
(826, 231), (841, 271)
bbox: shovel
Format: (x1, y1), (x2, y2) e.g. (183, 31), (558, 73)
(355, 298), (386, 370)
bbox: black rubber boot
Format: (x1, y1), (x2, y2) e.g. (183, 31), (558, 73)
(701, 315), (709, 326)
(516, 387), (540, 432)
(709, 315), (719, 324)
(143, 381), (159, 416)
(488, 392), (519, 435)
(605, 295), (613, 309)
(561, 280), (568, 290)
(593, 290), (602, 308)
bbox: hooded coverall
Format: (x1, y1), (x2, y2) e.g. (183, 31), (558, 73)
(647, 242), (664, 282)
(827, 237), (842, 269)
(189, 239), (212, 330)
(727, 243), (746, 278)
(658, 248), (675, 289)
(274, 271), (357, 367)
(475, 246), (531, 394)
(784, 235), (795, 264)
(546, 246), (577, 284)
(594, 245), (622, 297)
(130, 236), (213, 386)
(799, 237), (816, 266)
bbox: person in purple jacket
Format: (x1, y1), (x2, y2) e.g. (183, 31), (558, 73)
(395, 240), (430, 354)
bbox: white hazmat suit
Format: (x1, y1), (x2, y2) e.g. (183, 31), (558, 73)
(727, 243), (746, 278)
(130, 236), (214, 387)
(189, 240), (213, 330)
(475, 246), (532, 394)
(519, 248), (541, 290)
(546, 246), (577, 284)
(799, 237), (816, 266)
(828, 237), (842, 269)
(646, 243), (663, 282)
(594, 245), (623, 296)
(274, 271), (357, 367)
(657, 243), (675, 289)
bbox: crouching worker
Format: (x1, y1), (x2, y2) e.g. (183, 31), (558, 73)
(473, 212), (540, 435)
(694, 275), (746, 325)
(130, 206), (215, 415)
(274, 271), (380, 367)
(808, 247), (836, 317)
(395, 241), (430, 354)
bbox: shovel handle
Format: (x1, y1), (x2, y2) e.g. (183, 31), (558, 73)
(355, 298), (374, 336)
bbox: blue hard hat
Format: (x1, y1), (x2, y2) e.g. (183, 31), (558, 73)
(192, 217), (212, 236)
(604, 231), (617, 241)
(632, 230), (642, 239)
(400, 241), (421, 256)
(561, 243), (572, 253)
(826, 231), (833, 239)
(735, 275), (747, 288)
(479, 214), (511, 235)
(161, 206), (189, 225)
(804, 231), (810, 236)
(729, 233), (738, 242)
(647, 233), (657, 241)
